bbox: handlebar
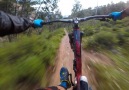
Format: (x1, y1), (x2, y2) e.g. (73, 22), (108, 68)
(41, 15), (112, 25)
(79, 15), (111, 22)
(41, 19), (73, 25)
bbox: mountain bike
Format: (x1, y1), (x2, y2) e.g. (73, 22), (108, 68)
(41, 15), (111, 90)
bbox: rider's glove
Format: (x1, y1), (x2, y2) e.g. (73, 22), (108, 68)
(109, 12), (122, 21)
(33, 19), (43, 28)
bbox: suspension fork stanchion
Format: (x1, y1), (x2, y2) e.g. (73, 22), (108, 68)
(69, 73), (74, 86)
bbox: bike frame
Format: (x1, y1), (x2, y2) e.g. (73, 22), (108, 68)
(72, 18), (82, 90)
(41, 15), (111, 90)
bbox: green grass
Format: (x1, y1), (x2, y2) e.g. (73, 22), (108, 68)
(88, 47), (129, 90)
(82, 17), (129, 90)
(0, 28), (64, 90)
(90, 62), (129, 90)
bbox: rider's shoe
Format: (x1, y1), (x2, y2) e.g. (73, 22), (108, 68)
(80, 76), (89, 90)
(59, 67), (71, 89)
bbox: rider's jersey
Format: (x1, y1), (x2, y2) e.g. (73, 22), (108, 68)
(0, 11), (33, 36)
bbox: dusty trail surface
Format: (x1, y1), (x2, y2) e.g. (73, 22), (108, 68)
(48, 29), (112, 90)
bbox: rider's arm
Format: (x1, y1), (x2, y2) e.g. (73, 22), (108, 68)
(121, 7), (129, 19)
(0, 11), (43, 37)
(110, 7), (129, 21)
(0, 11), (33, 36)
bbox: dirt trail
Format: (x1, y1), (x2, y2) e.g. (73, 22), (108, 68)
(49, 29), (112, 90)
(49, 29), (74, 88)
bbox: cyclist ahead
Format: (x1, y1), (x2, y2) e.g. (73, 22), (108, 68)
(0, 7), (129, 90)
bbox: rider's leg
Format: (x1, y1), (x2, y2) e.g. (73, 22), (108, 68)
(59, 67), (71, 89)
(36, 67), (71, 90)
(37, 86), (65, 90)
(80, 76), (88, 90)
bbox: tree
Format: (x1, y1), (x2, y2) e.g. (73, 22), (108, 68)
(71, 0), (82, 17)
(70, 1), (127, 18)
(33, 0), (58, 15)
(72, 0), (82, 14)
(0, 0), (16, 14)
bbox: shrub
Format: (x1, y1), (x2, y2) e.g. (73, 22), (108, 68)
(117, 29), (129, 45)
(112, 26), (119, 31)
(83, 36), (98, 50)
(0, 28), (64, 90)
(83, 27), (95, 36)
(84, 31), (118, 49)
(90, 62), (129, 90)
(95, 31), (118, 48)
(101, 22), (112, 27)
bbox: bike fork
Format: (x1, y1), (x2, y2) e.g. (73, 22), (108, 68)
(67, 59), (76, 87)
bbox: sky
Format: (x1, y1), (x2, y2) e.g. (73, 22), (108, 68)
(58, 0), (128, 16)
